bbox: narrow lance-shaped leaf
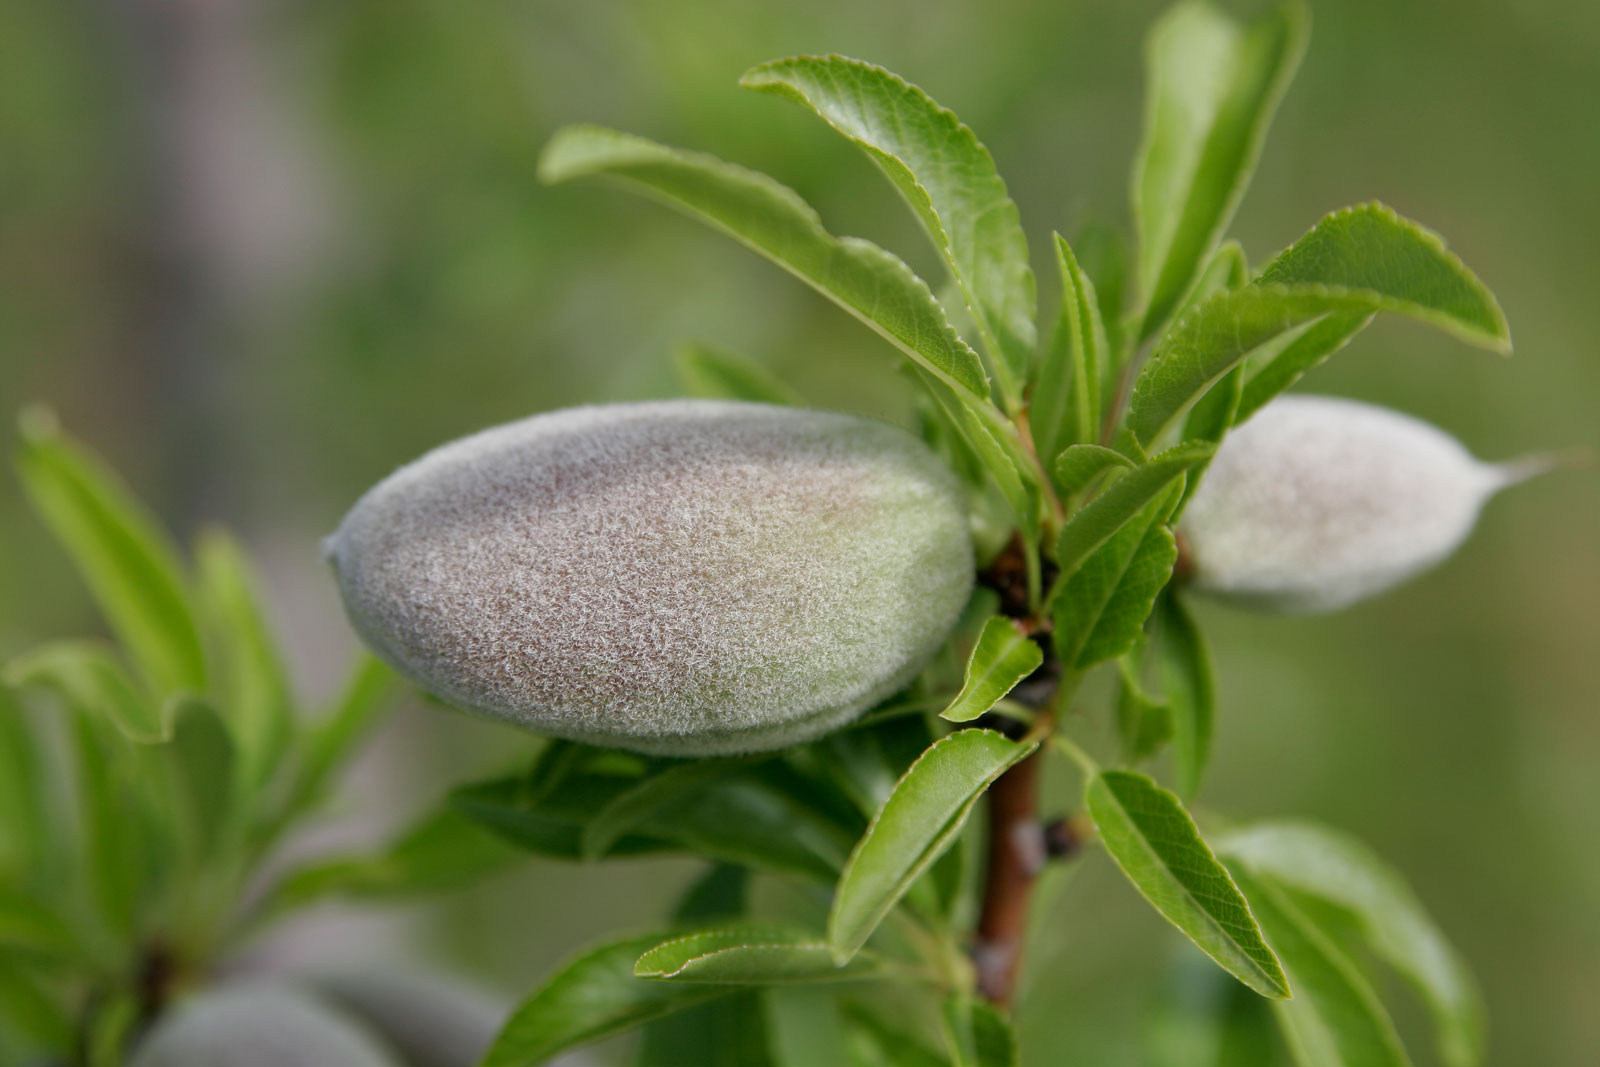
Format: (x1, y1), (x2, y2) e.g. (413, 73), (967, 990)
(1114, 648), (1173, 762)
(829, 729), (1035, 961)
(742, 56), (1037, 407)
(1133, 0), (1308, 340)
(166, 698), (236, 862)
(939, 618), (1042, 723)
(674, 341), (804, 406)
(1033, 234), (1108, 477)
(636, 926), (886, 984)
(195, 529), (293, 792)
(1086, 770), (1289, 998)
(1228, 866), (1411, 1067)
(1052, 483), (1182, 670)
(1234, 311), (1369, 425)
(538, 125), (991, 404)
(0, 689), (51, 885)
(1154, 593), (1215, 798)
(1054, 442), (1213, 578)
(15, 410), (206, 697)
(1128, 203), (1512, 446)
(484, 934), (733, 1067)
(1222, 821), (1483, 1067)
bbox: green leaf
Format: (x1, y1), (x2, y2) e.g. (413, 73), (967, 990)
(674, 341), (803, 406)
(742, 55), (1036, 407)
(1114, 648), (1173, 762)
(195, 528), (293, 792)
(275, 805), (519, 908)
(941, 996), (1017, 1067)
(0, 891), (80, 961)
(829, 729), (1035, 962)
(1033, 235), (1109, 475)
(637, 994), (773, 1067)
(166, 698), (236, 861)
(485, 933), (733, 1067)
(1234, 311), (1369, 425)
(1228, 867), (1410, 1067)
(1256, 202), (1510, 352)
(5, 642), (167, 744)
(287, 656), (396, 817)
(0, 689), (50, 885)
(0, 961), (72, 1054)
(1052, 484), (1182, 670)
(15, 410), (206, 697)
(939, 618), (1042, 723)
(538, 125), (990, 403)
(1130, 202), (1514, 445)
(1086, 770), (1288, 998)
(1146, 951), (1282, 1067)
(67, 712), (146, 942)
(1133, 0), (1308, 340)
(582, 756), (766, 860)
(1053, 444), (1133, 496)
(1153, 593), (1215, 798)
(766, 988), (853, 1067)
(1053, 443), (1213, 578)
(1222, 821), (1482, 1066)
(914, 367), (1041, 533)
(637, 926), (886, 984)
(808, 713), (935, 820)
(842, 1001), (950, 1067)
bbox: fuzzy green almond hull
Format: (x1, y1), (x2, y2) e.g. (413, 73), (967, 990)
(326, 400), (974, 756)
(1180, 394), (1537, 613)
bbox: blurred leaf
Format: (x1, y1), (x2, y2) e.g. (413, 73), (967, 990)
(67, 712), (145, 943)
(275, 805), (518, 908)
(1129, 203), (1514, 445)
(842, 1000), (950, 1067)
(1114, 648), (1173, 762)
(1229, 867), (1410, 1067)
(1154, 593), (1215, 798)
(939, 618), (1042, 723)
(582, 756), (767, 860)
(766, 988), (853, 1067)
(675, 341), (803, 405)
(809, 714), (935, 820)
(673, 863), (750, 924)
(1133, 0), (1307, 340)
(538, 126), (991, 402)
(941, 996), (1017, 1067)
(1256, 203), (1510, 351)
(451, 774), (676, 861)
(15, 409), (206, 697)
(485, 933), (732, 1067)
(1145, 951), (1282, 1067)
(6, 642), (166, 743)
(288, 656), (396, 816)
(637, 926), (887, 984)
(1033, 235), (1108, 476)
(914, 367), (1041, 534)
(743, 55), (1036, 406)
(0, 890), (79, 962)
(1086, 770), (1288, 998)
(1074, 221), (1131, 377)
(1223, 821), (1483, 1066)
(829, 729), (1036, 962)
(0, 961), (71, 1054)
(638, 994), (773, 1067)
(1053, 443), (1212, 579)
(84, 990), (137, 1067)
(1052, 484), (1181, 670)
(195, 529), (293, 792)
(1053, 444), (1132, 496)
(0, 689), (50, 885)
(166, 698), (236, 862)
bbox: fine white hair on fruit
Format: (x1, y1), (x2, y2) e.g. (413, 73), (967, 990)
(1180, 394), (1543, 614)
(128, 983), (400, 1067)
(326, 399), (973, 756)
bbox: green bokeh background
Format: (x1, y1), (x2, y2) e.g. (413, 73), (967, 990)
(3, 0), (1597, 1063)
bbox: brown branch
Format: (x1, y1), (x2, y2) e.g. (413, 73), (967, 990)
(972, 741), (1047, 1006)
